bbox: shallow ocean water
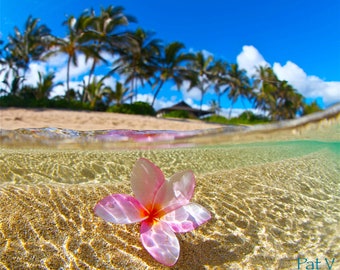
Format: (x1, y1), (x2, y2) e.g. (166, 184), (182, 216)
(0, 109), (339, 269)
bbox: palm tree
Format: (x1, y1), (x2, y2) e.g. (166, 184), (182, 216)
(45, 12), (97, 96)
(3, 16), (52, 95)
(253, 66), (303, 120)
(186, 51), (214, 115)
(274, 80), (304, 120)
(0, 53), (22, 96)
(209, 59), (229, 115)
(5, 16), (51, 72)
(34, 71), (62, 100)
(253, 65), (276, 114)
(225, 63), (252, 118)
(85, 5), (136, 90)
(302, 100), (322, 115)
(115, 28), (162, 102)
(1, 74), (25, 96)
(209, 100), (220, 115)
(150, 42), (193, 107)
(111, 81), (130, 105)
(80, 75), (112, 109)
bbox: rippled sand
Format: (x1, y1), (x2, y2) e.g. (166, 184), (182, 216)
(1, 137), (339, 269)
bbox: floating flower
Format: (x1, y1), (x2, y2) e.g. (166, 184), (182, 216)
(94, 158), (211, 266)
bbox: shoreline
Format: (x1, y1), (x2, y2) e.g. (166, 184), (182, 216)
(0, 108), (223, 131)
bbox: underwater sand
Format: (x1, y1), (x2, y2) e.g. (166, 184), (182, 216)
(0, 110), (339, 269)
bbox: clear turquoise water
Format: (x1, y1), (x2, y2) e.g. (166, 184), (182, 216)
(0, 117), (339, 269)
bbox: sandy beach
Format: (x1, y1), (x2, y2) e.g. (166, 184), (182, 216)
(0, 107), (339, 269)
(0, 108), (223, 131)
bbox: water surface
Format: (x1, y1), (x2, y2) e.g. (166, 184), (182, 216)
(0, 109), (339, 269)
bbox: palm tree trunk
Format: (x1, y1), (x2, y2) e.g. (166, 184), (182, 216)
(199, 91), (204, 118)
(228, 102), (234, 119)
(241, 98), (250, 120)
(87, 59), (97, 89)
(66, 56), (71, 100)
(151, 80), (164, 107)
(217, 93), (221, 115)
(131, 77), (135, 103)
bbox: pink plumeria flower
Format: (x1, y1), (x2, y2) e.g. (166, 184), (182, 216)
(94, 158), (211, 266)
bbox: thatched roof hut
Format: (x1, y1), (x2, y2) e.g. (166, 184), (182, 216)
(156, 101), (214, 118)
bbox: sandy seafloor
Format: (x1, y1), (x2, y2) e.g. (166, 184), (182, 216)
(0, 111), (339, 269)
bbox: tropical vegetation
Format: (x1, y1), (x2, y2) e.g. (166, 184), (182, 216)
(0, 5), (322, 122)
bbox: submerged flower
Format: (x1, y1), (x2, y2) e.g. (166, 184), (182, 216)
(94, 158), (211, 266)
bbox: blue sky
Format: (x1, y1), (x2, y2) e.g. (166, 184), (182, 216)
(1, 0), (339, 115)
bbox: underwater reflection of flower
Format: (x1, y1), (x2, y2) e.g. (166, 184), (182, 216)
(94, 158), (211, 266)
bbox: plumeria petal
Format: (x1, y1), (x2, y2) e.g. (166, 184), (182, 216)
(94, 158), (211, 266)
(161, 203), (211, 233)
(94, 194), (147, 224)
(140, 220), (180, 266)
(131, 158), (165, 208)
(153, 170), (195, 214)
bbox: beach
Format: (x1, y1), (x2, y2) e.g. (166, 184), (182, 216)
(0, 108), (223, 131)
(0, 108), (339, 269)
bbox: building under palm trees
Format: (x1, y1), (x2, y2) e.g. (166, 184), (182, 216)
(156, 101), (214, 118)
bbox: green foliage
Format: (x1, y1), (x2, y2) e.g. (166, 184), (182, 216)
(302, 101), (322, 115)
(0, 95), (90, 110)
(238, 111), (269, 122)
(204, 115), (229, 124)
(204, 112), (270, 125)
(253, 66), (304, 120)
(162, 110), (191, 119)
(107, 101), (155, 116)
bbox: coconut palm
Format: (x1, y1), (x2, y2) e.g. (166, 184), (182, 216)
(186, 51), (214, 115)
(253, 65), (276, 113)
(5, 16), (51, 72)
(34, 71), (62, 100)
(209, 59), (229, 115)
(3, 16), (51, 95)
(254, 65), (303, 120)
(0, 53), (22, 95)
(224, 63), (252, 118)
(1, 74), (25, 96)
(302, 100), (322, 115)
(85, 5), (136, 90)
(111, 81), (130, 105)
(273, 80), (304, 120)
(115, 28), (162, 102)
(150, 42), (193, 107)
(45, 12), (98, 96)
(209, 100), (220, 115)
(80, 75), (113, 109)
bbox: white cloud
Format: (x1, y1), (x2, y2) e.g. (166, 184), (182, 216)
(134, 93), (152, 104)
(218, 107), (267, 119)
(237, 45), (269, 76)
(24, 62), (47, 86)
(181, 84), (202, 101)
(135, 93), (178, 111)
(51, 84), (66, 97)
(154, 97), (178, 111)
(53, 54), (93, 83)
(45, 53), (68, 68)
(178, 79), (215, 103)
(273, 61), (340, 106)
(237, 45), (340, 107)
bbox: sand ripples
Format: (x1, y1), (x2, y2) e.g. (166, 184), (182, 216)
(1, 145), (339, 269)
